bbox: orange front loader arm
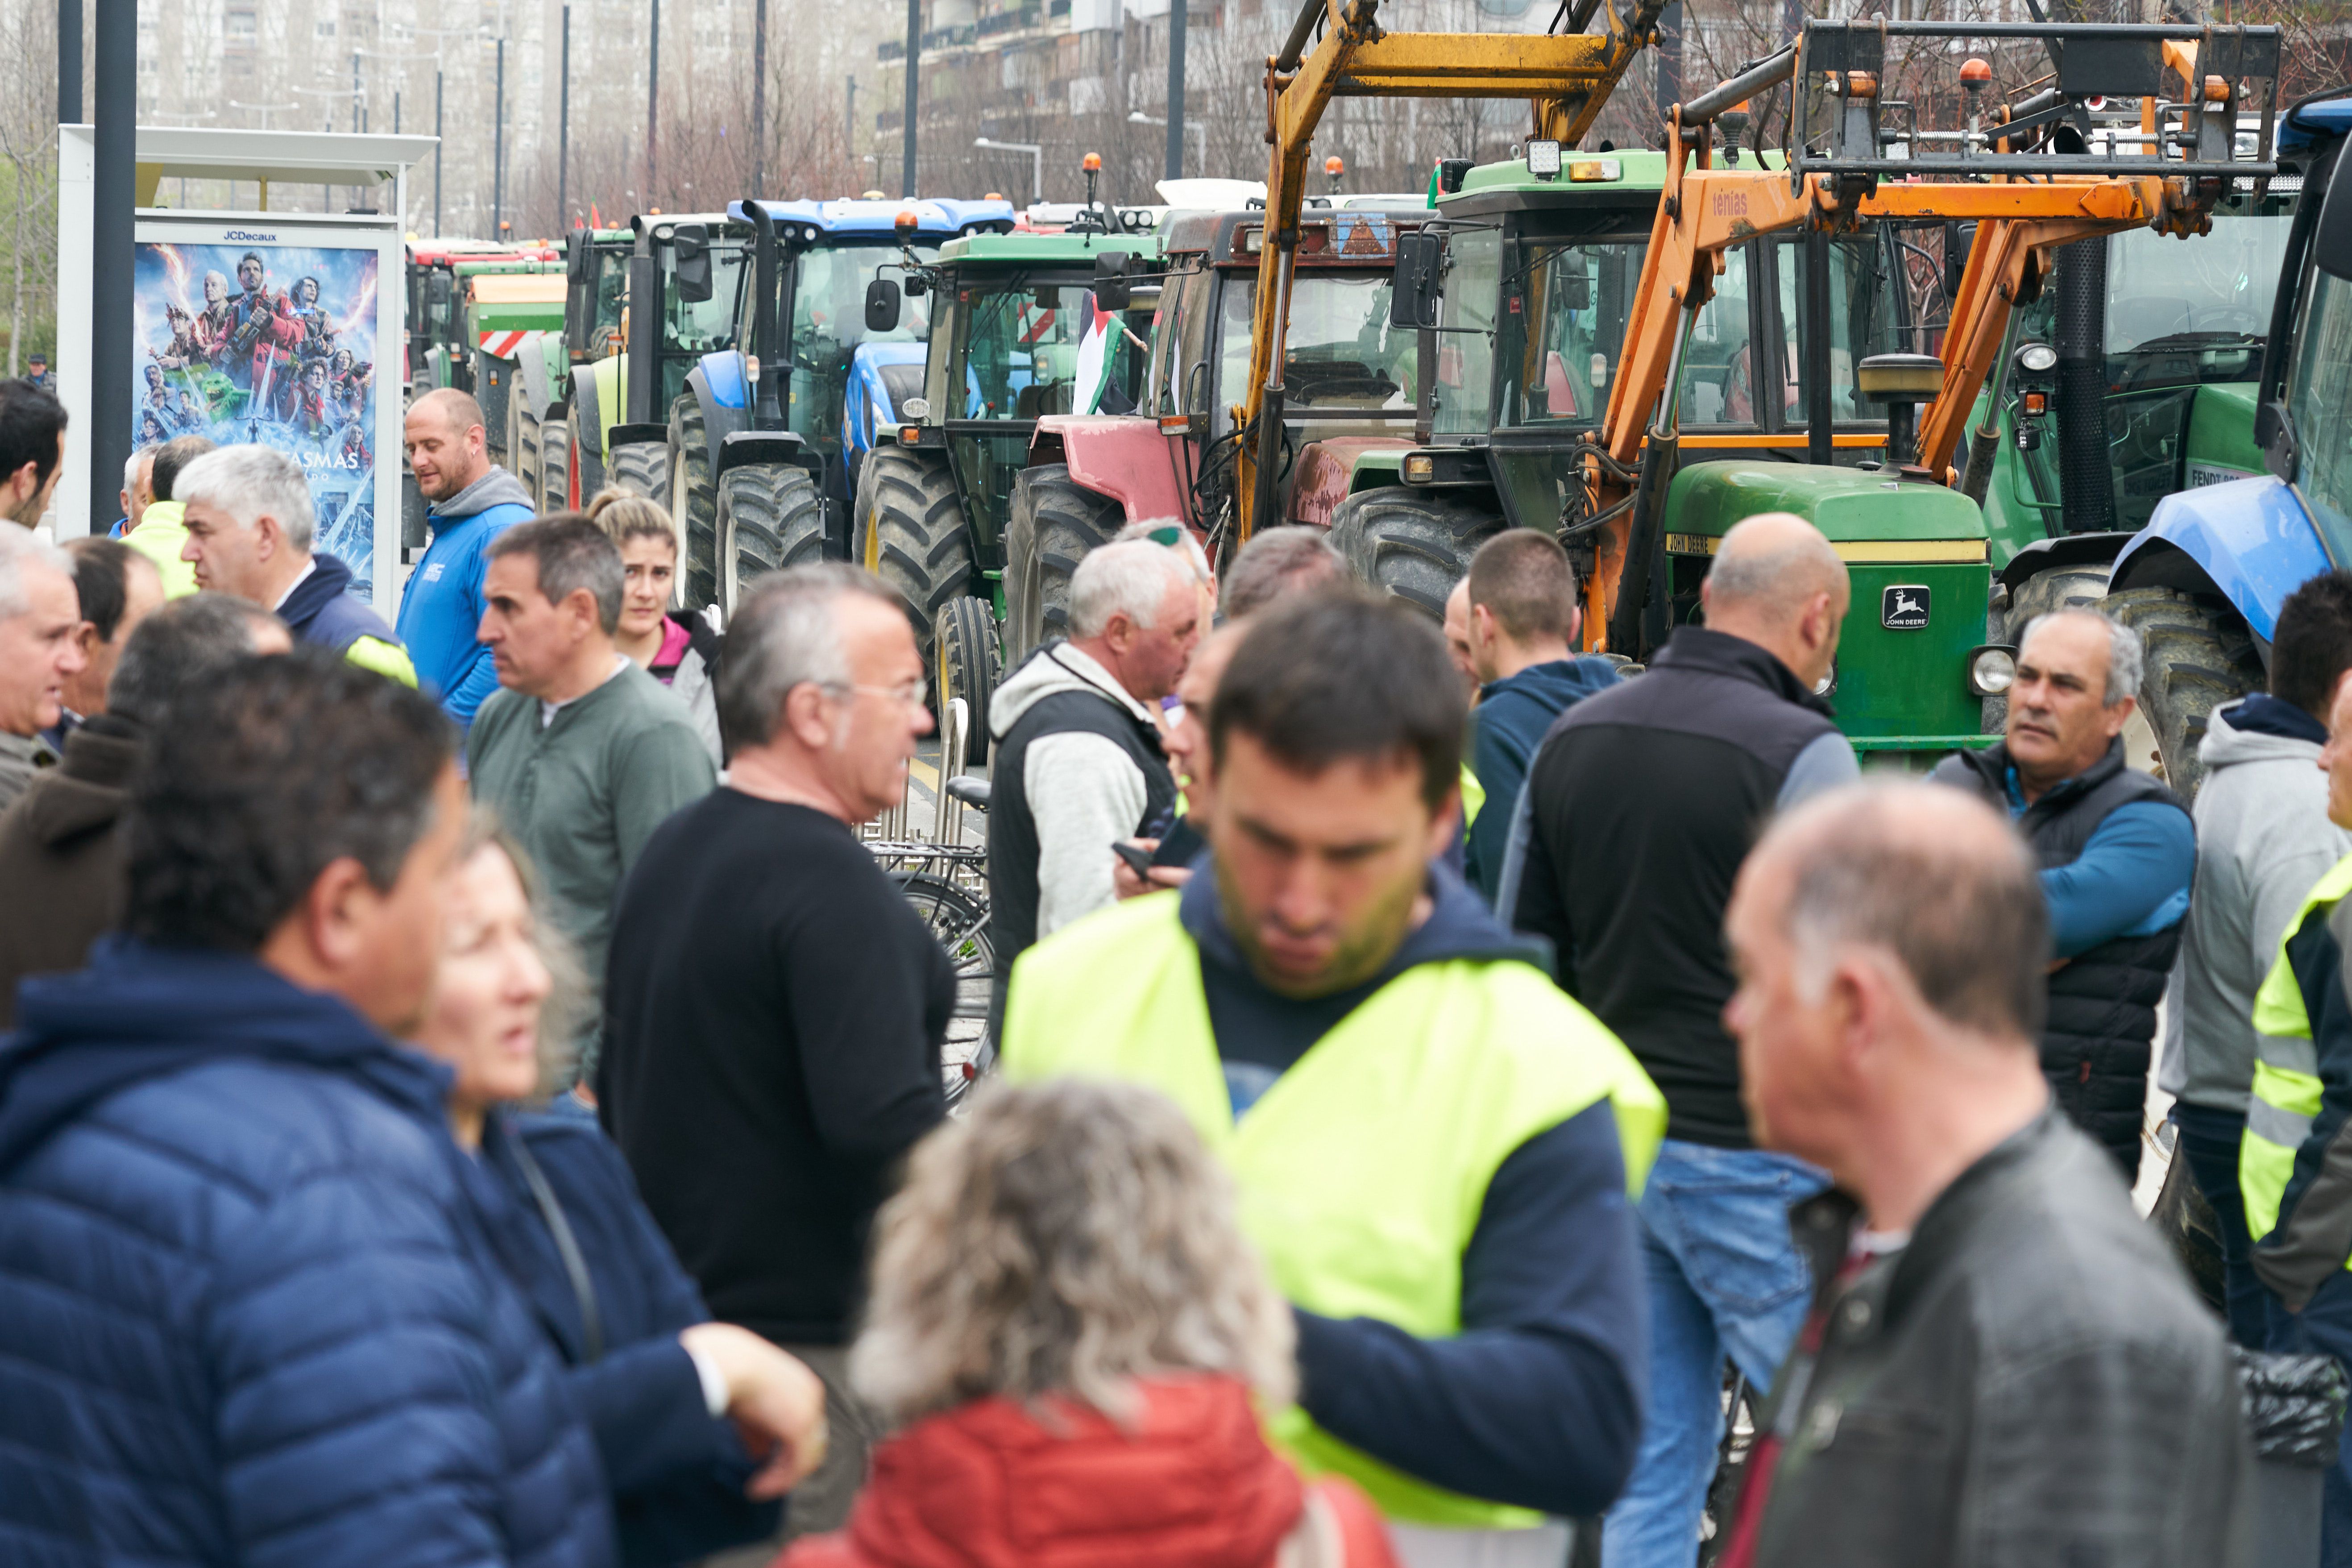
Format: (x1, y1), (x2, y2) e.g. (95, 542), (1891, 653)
(1576, 149), (2194, 648)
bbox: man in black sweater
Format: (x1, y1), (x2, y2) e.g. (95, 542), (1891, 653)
(1507, 513), (1858, 1568)
(600, 563), (951, 1543)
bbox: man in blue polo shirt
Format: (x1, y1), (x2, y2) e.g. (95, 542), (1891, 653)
(399, 388), (535, 727)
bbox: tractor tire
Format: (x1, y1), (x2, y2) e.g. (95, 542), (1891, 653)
(1327, 486), (1506, 622)
(670, 396), (718, 612)
(513, 397), (542, 499)
(2104, 586), (2265, 801)
(1986, 564), (2119, 735)
(1003, 464), (1123, 663)
(609, 436), (668, 503)
(934, 595), (1000, 768)
(568, 404), (606, 499)
(537, 418), (571, 514)
(859, 445), (974, 663)
(716, 462), (825, 620)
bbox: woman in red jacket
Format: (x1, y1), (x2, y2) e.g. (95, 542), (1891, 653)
(777, 1079), (1398, 1568)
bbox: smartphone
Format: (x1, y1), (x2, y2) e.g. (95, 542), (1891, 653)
(1112, 839), (1156, 878)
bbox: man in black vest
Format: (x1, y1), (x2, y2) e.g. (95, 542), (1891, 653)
(987, 538), (1201, 1026)
(1931, 608), (2194, 1185)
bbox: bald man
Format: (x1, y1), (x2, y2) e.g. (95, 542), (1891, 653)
(1506, 512), (1856, 1568)
(1716, 781), (2244, 1568)
(396, 388), (537, 727)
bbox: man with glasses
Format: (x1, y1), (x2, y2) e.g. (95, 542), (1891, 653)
(988, 536), (1203, 1032)
(599, 564), (953, 1547)
(467, 515), (716, 1021)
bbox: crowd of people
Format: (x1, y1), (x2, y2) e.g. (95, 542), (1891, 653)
(0, 357), (2349, 1568)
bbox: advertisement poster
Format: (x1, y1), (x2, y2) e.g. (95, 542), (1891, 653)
(132, 241), (382, 601)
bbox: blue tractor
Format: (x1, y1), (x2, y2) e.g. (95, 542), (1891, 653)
(2057, 90), (2352, 796)
(663, 196), (1017, 614)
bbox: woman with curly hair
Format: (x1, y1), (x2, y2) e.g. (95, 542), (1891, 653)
(780, 1079), (1399, 1568)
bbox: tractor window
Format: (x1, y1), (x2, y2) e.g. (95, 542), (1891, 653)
(1215, 271), (1415, 420)
(594, 249), (629, 336)
(2107, 207), (2290, 352)
(1145, 265), (1206, 415)
(1498, 236), (1639, 428)
(2289, 268), (2352, 546)
(664, 245), (745, 354)
(1771, 233), (1902, 424)
(1675, 246), (1758, 429)
(955, 281), (1118, 419)
(783, 242), (936, 441)
(1432, 227), (1499, 436)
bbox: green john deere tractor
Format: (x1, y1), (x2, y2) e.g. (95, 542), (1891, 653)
(856, 227), (1163, 760)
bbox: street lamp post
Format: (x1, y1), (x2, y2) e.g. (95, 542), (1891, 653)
(973, 137), (1043, 202)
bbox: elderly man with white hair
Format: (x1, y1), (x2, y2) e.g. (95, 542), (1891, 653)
(0, 524), (86, 812)
(173, 444), (416, 686)
(1931, 606), (2194, 1184)
(988, 536), (1204, 1022)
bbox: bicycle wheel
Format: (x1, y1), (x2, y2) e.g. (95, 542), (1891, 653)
(896, 872), (995, 1107)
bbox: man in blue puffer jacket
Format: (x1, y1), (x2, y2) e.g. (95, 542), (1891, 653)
(0, 651), (615, 1568)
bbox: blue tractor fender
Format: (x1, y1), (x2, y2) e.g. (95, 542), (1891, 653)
(845, 342), (929, 467)
(2108, 474), (2335, 644)
(682, 362), (752, 495)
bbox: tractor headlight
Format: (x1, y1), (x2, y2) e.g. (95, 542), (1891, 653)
(1814, 664), (1838, 698)
(1967, 644), (2016, 697)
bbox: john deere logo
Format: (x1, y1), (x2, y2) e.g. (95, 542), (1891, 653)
(1883, 585), (1931, 630)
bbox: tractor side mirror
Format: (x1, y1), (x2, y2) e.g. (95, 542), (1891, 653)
(2319, 149), (2352, 282)
(1438, 158), (1474, 195)
(674, 224), (713, 303)
(2257, 400), (2300, 483)
(1390, 232), (1444, 331)
(1944, 220), (1976, 301)
(865, 278), (904, 334)
(1093, 250), (1133, 312)
(566, 234), (592, 284)
(427, 271), (455, 308)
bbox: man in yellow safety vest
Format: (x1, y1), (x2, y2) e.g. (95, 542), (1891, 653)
(1002, 588), (1664, 1568)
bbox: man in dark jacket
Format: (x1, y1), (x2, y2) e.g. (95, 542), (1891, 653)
(1929, 608), (2192, 1184)
(0, 651), (618, 1568)
(0, 593), (289, 1025)
(1448, 530), (1618, 902)
(175, 443), (418, 685)
(1507, 512), (1856, 1568)
(1718, 780), (2246, 1568)
(987, 538), (1199, 1027)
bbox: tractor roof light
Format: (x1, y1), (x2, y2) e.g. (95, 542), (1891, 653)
(1567, 158), (1622, 183)
(1083, 152), (1103, 172)
(1527, 139), (1564, 180)
(1960, 56), (1992, 92)
(895, 210), (920, 232)
(1968, 645), (2016, 697)
(1325, 155), (1345, 175)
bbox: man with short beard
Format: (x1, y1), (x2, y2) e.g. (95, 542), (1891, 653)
(1002, 590), (1663, 1568)
(399, 387), (537, 727)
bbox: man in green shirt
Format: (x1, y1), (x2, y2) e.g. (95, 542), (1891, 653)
(468, 516), (715, 1016)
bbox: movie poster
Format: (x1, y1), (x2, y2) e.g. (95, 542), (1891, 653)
(132, 242), (382, 601)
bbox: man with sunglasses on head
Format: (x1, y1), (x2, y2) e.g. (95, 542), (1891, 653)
(987, 535), (1203, 1032)
(599, 564), (953, 1545)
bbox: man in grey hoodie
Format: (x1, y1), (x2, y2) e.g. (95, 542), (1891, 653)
(2164, 570), (2352, 1348)
(987, 539), (1203, 1031)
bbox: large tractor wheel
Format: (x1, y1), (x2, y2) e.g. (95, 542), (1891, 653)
(513, 397), (543, 498)
(670, 396), (718, 612)
(934, 594), (1000, 768)
(537, 417), (571, 514)
(716, 463), (826, 620)
(609, 439), (668, 502)
(859, 445), (974, 662)
(1003, 464), (1122, 662)
(2104, 586), (2264, 801)
(567, 404), (606, 499)
(1327, 486), (1505, 622)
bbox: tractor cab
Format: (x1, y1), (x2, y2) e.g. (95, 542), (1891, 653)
(1987, 179), (2298, 557)
(668, 195), (1018, 614)
(404, 242), (536, 395)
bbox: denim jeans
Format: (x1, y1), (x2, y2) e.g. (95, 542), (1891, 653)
(1601, 1139), (1830, 1568)
(2266, 1270), (2352, 1568)
(2174, 1102), (2268, 1350)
